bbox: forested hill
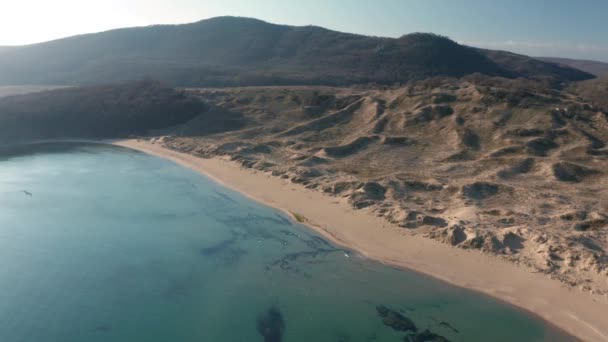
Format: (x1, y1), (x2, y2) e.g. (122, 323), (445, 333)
(0, 81), (207, 142)
(0, 16), (594, 86)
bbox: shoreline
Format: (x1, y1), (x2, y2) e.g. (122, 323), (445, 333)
(22, 138), (600, 341)
(110, 139), (608, 341)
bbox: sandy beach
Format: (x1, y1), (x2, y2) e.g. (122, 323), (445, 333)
(113, 138), (608, 342)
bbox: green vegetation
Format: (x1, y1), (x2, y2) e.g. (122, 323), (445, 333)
(0, 17), (592, 87)
(290, 212), (308, 223)
(0, 80), (207, 143)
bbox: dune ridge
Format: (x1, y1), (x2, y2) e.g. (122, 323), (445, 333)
(153, 79), (608, 303)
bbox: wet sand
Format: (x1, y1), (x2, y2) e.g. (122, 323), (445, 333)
(113, 138), (608, 341)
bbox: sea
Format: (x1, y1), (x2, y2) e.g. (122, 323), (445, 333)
(0, 143), (573, 341)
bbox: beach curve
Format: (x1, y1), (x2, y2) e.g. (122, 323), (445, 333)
(111, 138), (608, 341)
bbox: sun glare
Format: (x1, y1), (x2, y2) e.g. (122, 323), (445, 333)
(0, 0), (146, 45)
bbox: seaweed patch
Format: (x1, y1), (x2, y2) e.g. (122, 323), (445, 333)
(428, 316), (459, 334)
(213, 190), (237, 203)
(200, 235), (238, 256)
(266, 248), (344, 275)
(256, 306), (285, 342)
(376, 305), (417, 332)
(404, 329), (452, 342)
(199, 232), (247, 265)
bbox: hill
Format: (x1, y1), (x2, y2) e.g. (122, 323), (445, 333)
(570, 78), (608, 111)
(0, 17), (593, 86)
(539, 58), (608, 110)
(0, 85), (70, 98)
(539, 57), (608, 77)
(0, 80), (207, 142)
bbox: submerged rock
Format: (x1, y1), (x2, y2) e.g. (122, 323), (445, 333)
(200, 236), (237, 256)
(404, 329), (452, 342)
(438, 321), (459, 334)
(257, 307), (285, 342)
(376, 305), (417, 332)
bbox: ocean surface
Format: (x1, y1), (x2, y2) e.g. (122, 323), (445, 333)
(0, 143), (573, 342)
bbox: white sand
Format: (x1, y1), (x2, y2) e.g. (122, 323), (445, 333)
(114, 139), (608, 342)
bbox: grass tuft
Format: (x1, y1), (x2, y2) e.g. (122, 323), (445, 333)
(290, 211), (307, 223)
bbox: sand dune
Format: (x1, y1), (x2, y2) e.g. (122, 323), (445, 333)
(158, 81), (608, 306)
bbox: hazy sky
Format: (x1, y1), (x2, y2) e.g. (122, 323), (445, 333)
(1, 0), (607, 61)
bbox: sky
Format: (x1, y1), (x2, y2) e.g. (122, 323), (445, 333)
(0, 0), (606, 62)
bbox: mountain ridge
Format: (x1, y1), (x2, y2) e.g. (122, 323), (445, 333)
(0, 16), (593, 86)
(538, 56), (608, 77)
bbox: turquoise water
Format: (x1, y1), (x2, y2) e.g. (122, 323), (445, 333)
(0, 143), (573, 342)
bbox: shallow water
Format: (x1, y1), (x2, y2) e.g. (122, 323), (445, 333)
(0, 143), (573, 342)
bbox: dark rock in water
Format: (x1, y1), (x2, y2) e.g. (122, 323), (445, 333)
(267, 247), (342, 274)
(257, 307), (285, 342)
(213, 190), (236, 203)
(404, 329), (452, 342)
(376, 305), (417, 332)
(199, 232), (248, 265)
(438, 321), (459, 334)
(200, 236), (237, 256)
